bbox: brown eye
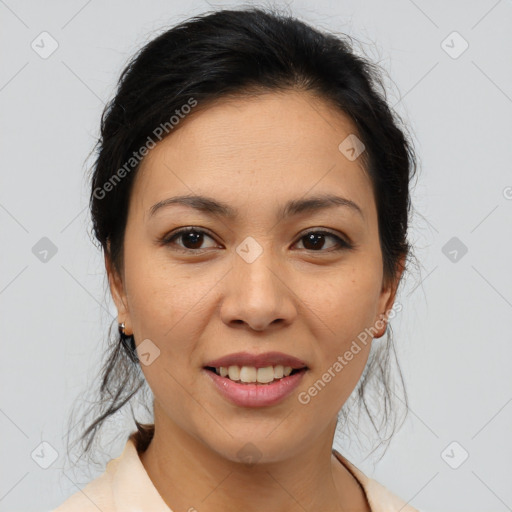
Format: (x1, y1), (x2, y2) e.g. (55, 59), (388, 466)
(295, 230), (351, 252)
(163, 227), (217, 252)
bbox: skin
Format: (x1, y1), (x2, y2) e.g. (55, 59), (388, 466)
(107, 90), (404, 512)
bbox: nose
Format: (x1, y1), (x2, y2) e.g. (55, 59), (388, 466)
(220, 249), (297, 332)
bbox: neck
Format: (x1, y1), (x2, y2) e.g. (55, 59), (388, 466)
(138, 403), (369, 512)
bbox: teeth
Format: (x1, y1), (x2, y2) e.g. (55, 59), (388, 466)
(256, 366), (274, 383)
(228, 365), (240, 381)
(214, 364), (299, 383)
(240, 366), (257, 383)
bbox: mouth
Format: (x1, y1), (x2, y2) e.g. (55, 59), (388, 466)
(203, 364), (308, 408)
(202, 351), (309, 407)
(204, 365), (307, 385)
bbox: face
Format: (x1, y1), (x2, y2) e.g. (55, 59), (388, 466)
(107, 90), (402, 463)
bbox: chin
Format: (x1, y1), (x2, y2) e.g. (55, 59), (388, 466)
(199, 429), (305, 466)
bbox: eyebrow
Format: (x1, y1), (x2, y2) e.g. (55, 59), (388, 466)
(149, 193), (364, 221)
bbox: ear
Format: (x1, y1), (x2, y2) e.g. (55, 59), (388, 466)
(374, 253), (406, 338)
(105, 242), (132, 336)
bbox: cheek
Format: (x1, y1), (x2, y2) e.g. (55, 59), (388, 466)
(303, 265), (380, 389)
(123, 246), (214, 343)
(305, 262), (381, 335)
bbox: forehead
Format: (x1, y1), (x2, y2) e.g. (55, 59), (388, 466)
(131, 90), (375, 224)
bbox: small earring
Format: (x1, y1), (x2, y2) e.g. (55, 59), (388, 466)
(118, 322), (138, 363)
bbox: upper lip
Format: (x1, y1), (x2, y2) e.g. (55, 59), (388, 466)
(204, 351), (308, 369)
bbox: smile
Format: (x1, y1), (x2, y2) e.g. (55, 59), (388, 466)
(204, 366), (308, 407)
(206, 364), (299, 384)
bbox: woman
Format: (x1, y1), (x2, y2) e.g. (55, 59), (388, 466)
(54, 6), (419, 511)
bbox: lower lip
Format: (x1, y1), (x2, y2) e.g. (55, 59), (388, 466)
(204, 368), (307, 408)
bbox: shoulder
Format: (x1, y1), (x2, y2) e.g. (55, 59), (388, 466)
(51, 456), (122, 511)
(51, 436), (170, 512)
(332, 449), (420, 512)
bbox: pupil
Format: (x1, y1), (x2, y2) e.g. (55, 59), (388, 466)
(304, 233), (324, 250)
(183, 231), (203, 249)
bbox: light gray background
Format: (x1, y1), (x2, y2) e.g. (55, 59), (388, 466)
(1, 1), (511, 511)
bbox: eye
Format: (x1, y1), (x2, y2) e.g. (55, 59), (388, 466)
(294, 230), (351, 252)
(161, 227), (218, 252)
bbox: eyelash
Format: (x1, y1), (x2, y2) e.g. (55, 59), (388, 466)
(160, 226), (353, 254)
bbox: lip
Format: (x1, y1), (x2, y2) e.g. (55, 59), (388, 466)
(204, 367), (307, 407)
(204, 351), (308, 370)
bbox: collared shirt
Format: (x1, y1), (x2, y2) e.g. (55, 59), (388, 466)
(53, 437), (419, 512)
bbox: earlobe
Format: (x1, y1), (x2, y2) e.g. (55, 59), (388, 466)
(375, 254), (406, 338)
(104, 249), (132, 334)
(373, 312), (388, 339)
